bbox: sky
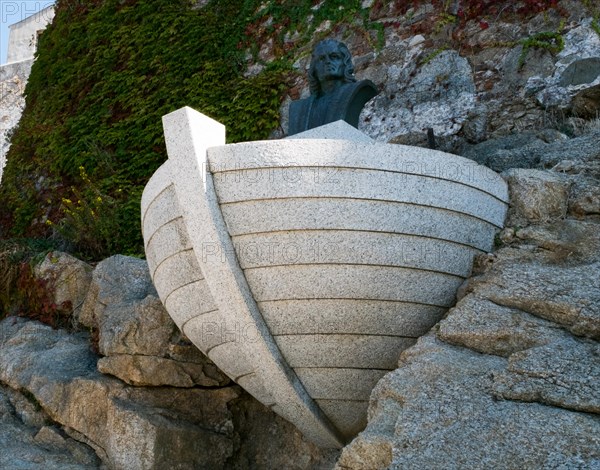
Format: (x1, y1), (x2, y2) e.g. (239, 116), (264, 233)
(1, 0), (54, 65)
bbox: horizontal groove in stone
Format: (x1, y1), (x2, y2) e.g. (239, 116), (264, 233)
(212, 165), (507, 205)
(207, 342), (254, 380)
(168, 284), (218, 331)
(276, 334), (417, 369)
(212, 167), (506, 227)
(245, 264), (463, 307)
(295, 367), (390, 400)
(142, 183), (179, 238)
(153, 249), (203, 297)
(219, 194), (503, 229)
(244, 262), (465, 280)
(140, 163), (173, 221)
(258, 298), (445, 336)
(231, 230), (478, 278)
(182, 310), (230, 352)
(144, 215), (185, 253)
(145, 217), (191, 272)
(180, 308), (219, 333)
(221, 198), (498, 251)
(231, 227), (485, 254)
(207, 140), (508, 201)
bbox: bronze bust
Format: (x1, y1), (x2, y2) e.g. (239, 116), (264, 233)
(288, 39), (378, 135)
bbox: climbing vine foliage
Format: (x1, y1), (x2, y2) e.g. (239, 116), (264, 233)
(2, 0), (377, 259)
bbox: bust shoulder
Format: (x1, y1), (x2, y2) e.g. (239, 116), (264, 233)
(288, 80), (377, 135)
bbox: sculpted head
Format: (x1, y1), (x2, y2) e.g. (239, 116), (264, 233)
(308, 39), (356, 96)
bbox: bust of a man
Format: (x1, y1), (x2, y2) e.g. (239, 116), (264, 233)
(288, 39), (378, 135)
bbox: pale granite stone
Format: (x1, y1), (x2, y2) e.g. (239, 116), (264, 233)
(148, 107), (344, 447)
(165, 281), (217, 329)
(316, 400), (369, 441)
(141, 182), (179, 242)
(275, 335), (417, 369)
(151, 249), (202, 300)
(232, 230), (478, 277)
(208, 139), (507, 202)
(286, 120), (375, 142)
(295, 369), (389, 400)
(244, 265), (464, 306)
(221, 200), (498, 252)
(213, 168), (505, 227)
(259, 299), (445, 337)
(142, 107), (508, 447)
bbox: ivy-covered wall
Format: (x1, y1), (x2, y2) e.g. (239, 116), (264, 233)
(0, 0), (379, 259)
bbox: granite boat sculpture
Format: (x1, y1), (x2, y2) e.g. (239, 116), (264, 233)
(141, 107), (509, 448)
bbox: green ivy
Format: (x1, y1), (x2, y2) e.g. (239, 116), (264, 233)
(592, 18), (600, 38)
(0, 0), (379, 260)
(518, 30), (564, 68)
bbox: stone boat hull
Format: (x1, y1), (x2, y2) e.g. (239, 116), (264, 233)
(141, 107), (508, 447)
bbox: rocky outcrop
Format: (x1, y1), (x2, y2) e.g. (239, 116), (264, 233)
(0, 318), (239, 468)
(462, 129), (600, 172)
(0, 384), (99, 469)
(273, 1), (600, 150)
(337, 333), (599, 470)
(79, 254), (229, 388)
(337, 148), (600, 468)
(34, 251), (93, 320)
(0, 255), (336, 469)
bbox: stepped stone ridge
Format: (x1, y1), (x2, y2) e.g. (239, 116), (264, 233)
(141, 106), (508, 447)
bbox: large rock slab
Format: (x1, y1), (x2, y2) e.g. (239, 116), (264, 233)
(360, 50), (476, 142)
(462, 131), (600, 172)
(337, 335), (600, 469)
(493, 337), (600, 414)
(503, 169), (570, 226)
(572, 83), (600, 119)
(97, 354), (223, 387)
(438, 295), (571, 357)
(460, 258), (600, 340)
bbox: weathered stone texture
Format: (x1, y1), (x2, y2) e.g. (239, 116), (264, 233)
(274, 2), (600, 149)
(34, 251), (93, 320)
(97, 354), (223, 387)
(503, 169), (570, 226)
(338, 151), (600, 469)
(0, 60), (32, 182)
(493, 338), (600, 414)
(0, 385), (99, 469)
(337, 335), (600, 470)
(0, 317), (335, 469)
(80, 254), (229, 388)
